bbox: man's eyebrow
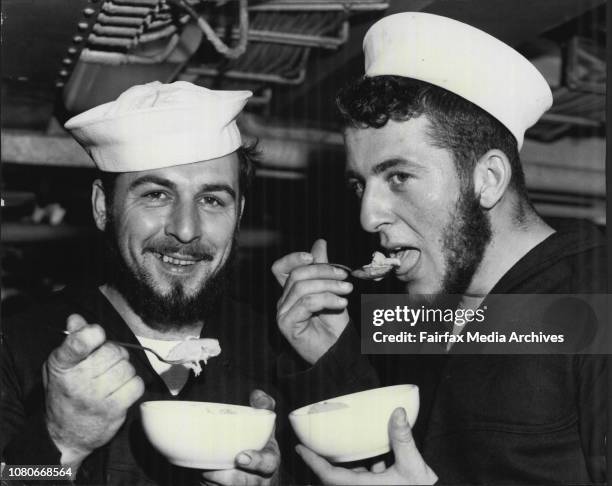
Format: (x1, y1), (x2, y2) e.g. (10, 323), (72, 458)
(345, 158), (421, 180)
(128, 177), (236, 200)
(371, 158), (415, 176)
(199, 184), (236, 200)
(128, 175), (176, 192)
(345, 169), (362, 181)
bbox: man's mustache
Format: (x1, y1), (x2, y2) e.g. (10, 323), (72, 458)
(145, 241), (215, 261)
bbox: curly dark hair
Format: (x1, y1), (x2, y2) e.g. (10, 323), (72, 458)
(97, 142), (259, 205)
(336, 75), (529, 200)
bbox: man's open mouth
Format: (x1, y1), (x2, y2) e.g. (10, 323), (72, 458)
(151, 252), (203, 267)
(385, 247), (421, 276)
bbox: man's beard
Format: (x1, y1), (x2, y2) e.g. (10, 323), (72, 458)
(409, 183), (491, 313)
(103, 224), (237, 332)
(439, 181), (492, 297)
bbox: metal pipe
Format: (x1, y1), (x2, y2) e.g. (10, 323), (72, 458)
(171, 0), (249, 59)
(92, 24), (142, 37)
(128, 33), (180, 62)
(245, 88), (273, 106)
(224, 20), (349, 48)
(523, 162), (605, 197)
(240, 113), (343, 145)
(147, 18), (174, 29)
(79, 33), (180, 64)
(79, 49), (130, 64)
(186, 64), (307, 85)
(151, 12), (173, 20)
(87, 34), (134, 48)
(533, 202), (605, 224)
(97, 13), (148, 26)
(102, 3), (151, 16)
(540, 113), (602, 127)
(530, 191), (602, 205)
(138, 24), (177, 43)
(248, 1), (389, 12)
(112, 0), (161, 5)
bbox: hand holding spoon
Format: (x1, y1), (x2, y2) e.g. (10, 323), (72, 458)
(58, 329), (220, 368)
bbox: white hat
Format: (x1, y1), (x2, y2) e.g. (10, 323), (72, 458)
(363, 12), (553, 149)
(64, 81), (252, 172)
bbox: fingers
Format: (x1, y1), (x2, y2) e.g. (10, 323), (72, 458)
(86, 342), (130, 377)
(271, 252), (313, 286)
(278, 293), (349, 336)
(201, 469), (265, 486)
(105, 374), (145, 410)
(270, 238), (331, 287)
(201, 437), (280, 486)
(50, 318), (106, 370)
(200, 469), (227, 486)
(200, 469), (244, 486)
(370, 461), (386, 473)
(274, 240), (349, 313)
(311, 239), (329, 264)
(296, 445), (358, 486)
(249, 389), (276, 411)
(285, 264), (348, 285)
(279, 264), (348, 304)
(236, 437), (280, 476)
(279, 279), (353, 316)
(95, 358), (137, 397)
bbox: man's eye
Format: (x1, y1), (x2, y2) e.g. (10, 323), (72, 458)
(348, 180), (364, 199)
(143, 191), (167, 200)
(388, 172), (412, 187)
(201, 196), (223, 207)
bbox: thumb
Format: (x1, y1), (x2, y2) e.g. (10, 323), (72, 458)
(311, 239), (328, 264)
(66, 313), (88, 333)
(249, 389), (276, 411)
(388, 408), (439, 483)
(51, 317), (105, 370)
(388, 407), (420, 470)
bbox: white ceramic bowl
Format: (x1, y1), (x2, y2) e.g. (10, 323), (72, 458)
(289, 384), (419, 463)
(140, 401), (276, 469)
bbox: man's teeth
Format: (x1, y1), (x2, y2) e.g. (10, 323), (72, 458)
(156, 253), (198, 266)
(389, 248), (406, 259)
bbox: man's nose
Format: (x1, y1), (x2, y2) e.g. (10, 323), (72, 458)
(360, 184), (393, 233)
(165, 200), (202, 243)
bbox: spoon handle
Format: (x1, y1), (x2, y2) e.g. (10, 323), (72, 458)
(328, 263), (353, 273)
(55, 328), (184, 365)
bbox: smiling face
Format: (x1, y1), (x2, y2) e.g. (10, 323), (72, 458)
(345, 116), (491, 296)
(96, 153), (243, 328)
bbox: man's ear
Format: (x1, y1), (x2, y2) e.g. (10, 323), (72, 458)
(91, 180), (108, 231)
(473, 149), (511, 209)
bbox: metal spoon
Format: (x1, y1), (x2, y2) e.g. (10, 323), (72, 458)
(59, 329), (192, 366)
(329, 263), (396, 281)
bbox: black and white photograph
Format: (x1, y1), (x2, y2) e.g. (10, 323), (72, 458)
(0, 0), (608, 484)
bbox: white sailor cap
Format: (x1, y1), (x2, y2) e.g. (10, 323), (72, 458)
(64, 81), (252, 172)
(363, 12), (553, 149)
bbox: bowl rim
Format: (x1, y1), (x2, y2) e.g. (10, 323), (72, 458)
(290, 384), (419, 418)
(140, 400), (276, 417)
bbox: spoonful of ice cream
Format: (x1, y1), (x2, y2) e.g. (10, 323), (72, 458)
(329, 252), (401, 281)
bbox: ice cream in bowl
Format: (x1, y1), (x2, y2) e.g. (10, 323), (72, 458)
(140, 401), (276, 469)
(289, 384), (419, 463)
